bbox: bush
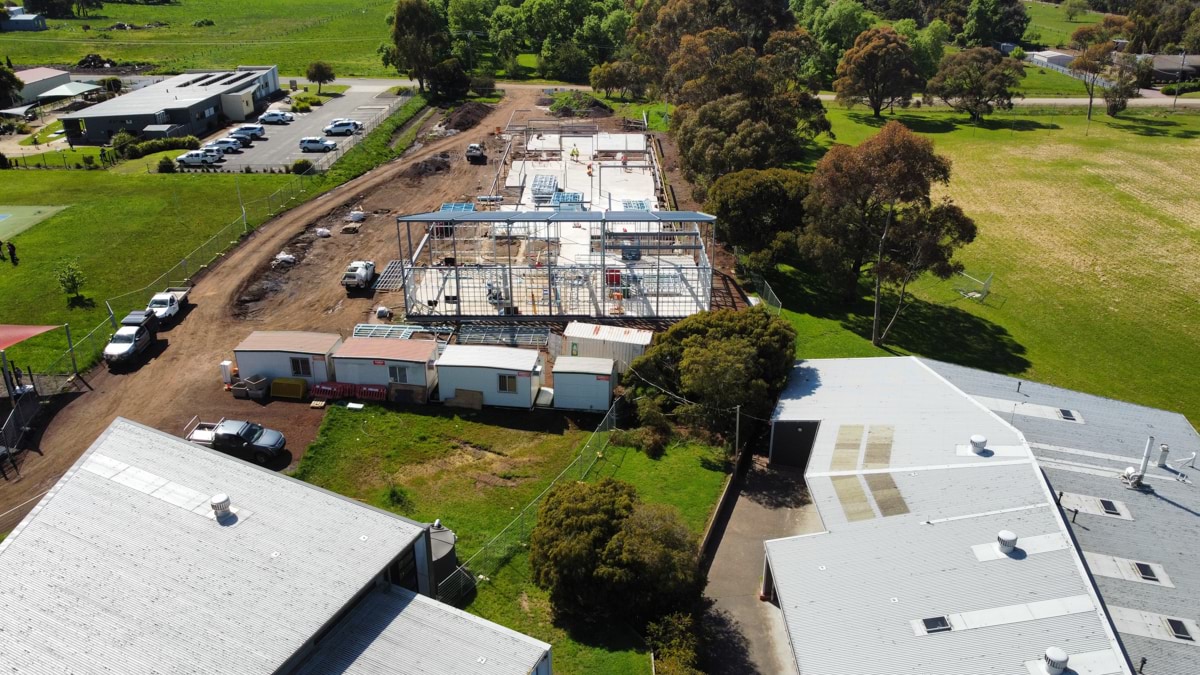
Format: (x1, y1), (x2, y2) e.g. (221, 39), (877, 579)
(291, 158), (314, 175)
(192, 18), (214, 27)
(1161, 81), (1200, 96)
(82, 155), (95, 168)
(157, 156), (176, 173)
(647, 613), (702, 674)
(470, 74), (496, 96)
(98, 76), (122, 93)
(1010, 46), (1026, 60)
(0, 153), (8, 169)
(113, 134), (200, 160)
(291, 100), (312, 113)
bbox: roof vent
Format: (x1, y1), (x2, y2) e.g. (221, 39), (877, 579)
(211, 493), (232, 519)
(1043, 647), (1069, 675)
(997, 530), (1018, 554)
(1157, 443), (1170, 467)
(970, 435), (988, 455)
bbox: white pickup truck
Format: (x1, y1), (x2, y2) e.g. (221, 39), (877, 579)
(341, 260), (376, 294)
(146, 287), (191, 324)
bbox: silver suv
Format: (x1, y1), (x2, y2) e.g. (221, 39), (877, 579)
(299, 137), (336, 152)
(323, 120), (358, 136)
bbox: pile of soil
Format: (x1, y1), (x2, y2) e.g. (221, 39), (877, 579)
(445, 102), (493, 131)
(401, 153), (451, 179)
(234, 230), (319, 318)
(76, 54), (117, 69)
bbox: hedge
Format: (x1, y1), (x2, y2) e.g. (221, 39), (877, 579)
(1161, 81), (1200, 96)
(121, 136), (201, 160)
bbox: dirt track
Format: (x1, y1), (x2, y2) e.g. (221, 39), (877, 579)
(0, 89), (544, 532)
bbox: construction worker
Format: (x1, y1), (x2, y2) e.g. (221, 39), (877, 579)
(570, 144), (580, 162)
(586, 162), (593, 178)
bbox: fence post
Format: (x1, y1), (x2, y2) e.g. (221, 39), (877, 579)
(105, 301), (118, 330)
(65, 324), (78, 376)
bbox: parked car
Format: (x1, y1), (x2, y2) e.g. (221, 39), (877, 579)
(177, 150), (217, 166)
(199, 146), (224, 161)
(185, 417), (287, 465)
(103, 311), (158, 369)
(323, 120), (358, 136)
(299, 136), (336, 152)
(341, 260), (376, 294)
(211, 138), (242, 153)
(146, 286), (191, 324)
(235, 124), (266, 139)
(258, 111), (294, 124)
(465, 143), (486, 165)
(228, 131), (254, 147)
(330, 118), (363, 131)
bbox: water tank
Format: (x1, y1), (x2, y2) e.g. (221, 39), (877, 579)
(430, 519), (459, 586)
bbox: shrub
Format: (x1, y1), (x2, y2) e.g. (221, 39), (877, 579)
(98, 76), (122, 93)
(242, 165), (253, 174)
(385, 484), (413, 511)
(648, 613), (702, 674)
(1161, 81), (1200, 96)
(291, 158), (314, 175)
(1010, 46), (1026, 60)
(291, 100), (312, 113)
(0, 153), (8, 169)
(157, 156), (176, 173)
(54, 258), (86, 298)
(470, 74), (496, 96)
(192, 18), (214, 27)
(82, 155), (95, 168)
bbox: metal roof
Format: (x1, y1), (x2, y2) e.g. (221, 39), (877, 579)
(922, 359), (1200, 675)
(436, 345), (540, 371)
(552, 356), (614, 376)
(234, 330), (342, 354)
(333, 337), (438, 362)
(562, 321), (653, 345)
(61, 68), (272, 120)
(765, 357), (1131, 675)
(14, 67), (68, 85)
(296, 585), (550, 675)
(396, 210), (714, 223)
(0, 418), (428, 674)
(37, 82), (100, 99)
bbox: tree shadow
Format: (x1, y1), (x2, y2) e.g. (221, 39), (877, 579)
(1102, 118), (1200, 138)
(552, 612), (645, 654)
(67, 295), (96, 309)
(700, 598), (758, 675)
(741, 460), (810, 510)
(977, 117), (1061, 131)
(841, 295), (1031, 374)
(847, 111), (961, 134)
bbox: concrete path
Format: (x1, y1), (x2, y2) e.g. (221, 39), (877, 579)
(703, 456), (824, 675)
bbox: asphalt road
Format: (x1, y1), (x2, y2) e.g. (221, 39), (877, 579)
(207, 86), (408, 171)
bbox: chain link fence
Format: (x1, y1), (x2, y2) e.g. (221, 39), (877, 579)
(436, 401), (620, 605)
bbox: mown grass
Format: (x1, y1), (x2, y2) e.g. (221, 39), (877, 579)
(1018, 63), (1089, 97)
(20, 120), (64, 146)
(599, 96), (674, 132)
(777, 105), (1200, 425)
(1023, 0), (1105, 48)
(294, 404), (727, 674)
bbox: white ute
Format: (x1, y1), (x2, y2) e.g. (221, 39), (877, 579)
(341, 260), (376, 294)
(146, 286), (191, 324)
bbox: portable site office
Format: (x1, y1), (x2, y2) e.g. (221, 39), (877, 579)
(232, 331), (342, 387)
(551, 356), (616, 412)
(435, 345), (543, 409)
(331, 337), (439, 403)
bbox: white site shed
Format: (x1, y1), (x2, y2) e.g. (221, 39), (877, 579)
(552, 357), (616, 412)
(562, 322), (653, 373)
(332, 337), (439, 403)
(436, 345), (543, 408)
(233, 331), (342, 385)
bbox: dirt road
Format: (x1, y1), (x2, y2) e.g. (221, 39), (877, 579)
(0, 89), (546, 532)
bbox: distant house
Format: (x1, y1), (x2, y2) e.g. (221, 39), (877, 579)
(12, 67), (70, 104)
(1142, 53), (1200, 83)
(1029, 50), (1075, 68)
(0, 7), (47, 31)
(59, 65), (280, 144)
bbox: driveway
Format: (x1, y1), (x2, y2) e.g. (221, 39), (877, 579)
(703, 456), (824, 675)
(207, 86), (409, 171)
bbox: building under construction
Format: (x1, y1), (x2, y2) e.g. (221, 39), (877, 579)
(381, 121), (715, 321)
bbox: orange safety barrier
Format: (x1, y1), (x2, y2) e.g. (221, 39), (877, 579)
(356, 384), (388, 401)
(312, 382), (357, 400)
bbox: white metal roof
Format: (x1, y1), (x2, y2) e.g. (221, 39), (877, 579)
(0, 418), (427, 674)
(765, 357), (1131, 675)
(296, 585), (550, 675)
(437, 345), (540, 371)
(562, 321), (653, 345)
(552, 356), (614, 376)
(234, 330), (342, 354)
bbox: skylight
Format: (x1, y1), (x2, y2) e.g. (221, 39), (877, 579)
(1099, 499), (1121, 516)
(1134, 562), (1159, 582)
(1059, 409), (1077, 421)
(1167, 618), (1193, 641)
(922, 617), (952, 634)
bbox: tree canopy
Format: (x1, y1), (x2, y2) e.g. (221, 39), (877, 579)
(926, 47), (1025, 121)
(305, 61), (336, 94)
(385, 0), (448, 92)
(0, 66), (21, 107)
(706, 168), (809, 256)
(834, 26), (923, 117)
(958, 0), (1030, 46)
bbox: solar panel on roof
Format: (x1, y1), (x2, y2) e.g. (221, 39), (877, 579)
(440, 202), (475, 212)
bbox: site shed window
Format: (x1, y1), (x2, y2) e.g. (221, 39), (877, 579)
(498, 374), (517, 393)
(290, 357), (312, 377)
(389, 366), (408, 384)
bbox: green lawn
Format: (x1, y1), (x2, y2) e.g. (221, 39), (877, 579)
(6, 146), (104, 168)
(287, 82), (350, 105)
(776, 105), (1200, 426)
(0, 0), (398, 76)
(294, 405), (727, 674)
(1023, 0), (1105, 48)
(19, 120), (64, 146)
(599, 97), (674, 131)
(1017, 63), (1089, 97)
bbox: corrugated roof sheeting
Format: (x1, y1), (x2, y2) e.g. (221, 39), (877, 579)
(296, 585), (550, 675)
(437, 345), (540, 371)
(0, 419), (427, 674)
(552, 356), (614, 375)
(234, 330), (342, 354)
(562, 321), (654, 346)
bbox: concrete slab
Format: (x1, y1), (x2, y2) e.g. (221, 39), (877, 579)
(703, 457), (823, 675)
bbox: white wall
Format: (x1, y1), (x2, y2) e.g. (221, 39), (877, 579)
(333, 357), (431, 387)
(234, 350), (332, 385)
(438, 364), (540, 408)
(563, 336), (645, 374)
(220, 91), (254, 121)
(18, 72), (70, 104)
(553, 371), (614, 411)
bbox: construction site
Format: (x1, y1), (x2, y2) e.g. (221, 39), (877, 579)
(378, 120), (716, 321)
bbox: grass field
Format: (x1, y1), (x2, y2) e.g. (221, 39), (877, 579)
(1018, 63), (1089, 97)
(0, 0), (397, 76)
(294, 405), (727, 674)
(775, 105), (1200, 425)
(1023, 0), (1105, 48)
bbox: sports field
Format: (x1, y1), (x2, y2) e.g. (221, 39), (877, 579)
(0, 205), (69, 240)
(779, 106), (1200, 425)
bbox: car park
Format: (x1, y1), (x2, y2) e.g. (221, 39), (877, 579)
(211, 138), (242, 153)
(236, 124), (266, 139)
(258, 110), (294, 124)
(299, 136), (337, 152)
(176, 150), (217, 166)
(323, 120), (358, 136)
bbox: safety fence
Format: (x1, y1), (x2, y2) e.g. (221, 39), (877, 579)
(436, 400), (620, 606)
